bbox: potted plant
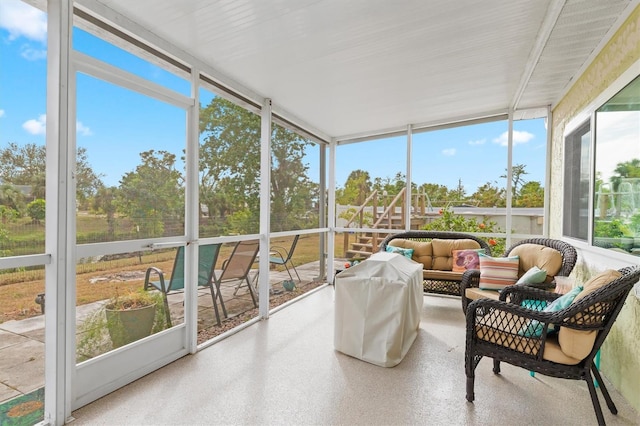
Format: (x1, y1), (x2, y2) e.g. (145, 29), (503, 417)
(77, 289), (168, 360)
(104, 290), (163, 348)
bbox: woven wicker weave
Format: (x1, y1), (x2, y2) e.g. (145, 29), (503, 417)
(460, 238), (578, 312)
(465, 266), (640, 426)
(379, 231), (491, 296)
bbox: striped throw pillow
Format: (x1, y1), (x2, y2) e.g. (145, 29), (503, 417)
(478, 253), (519, 290)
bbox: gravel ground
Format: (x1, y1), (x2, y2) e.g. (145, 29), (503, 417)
(197, 280), (326, 343)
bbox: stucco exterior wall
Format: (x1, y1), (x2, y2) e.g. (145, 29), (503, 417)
(550, 6), (640, 411)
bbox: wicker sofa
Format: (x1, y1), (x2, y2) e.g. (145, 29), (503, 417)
(379, 231), (491, 296)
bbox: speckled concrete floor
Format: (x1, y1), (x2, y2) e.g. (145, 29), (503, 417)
(71, 287), (640, 425)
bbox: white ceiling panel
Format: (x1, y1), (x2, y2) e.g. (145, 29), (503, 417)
(89, 0), (636, 139)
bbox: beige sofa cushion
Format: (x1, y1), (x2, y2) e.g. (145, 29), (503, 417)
(431, 239), (482, 271)
(509, 244), (563, 282)
(557, 269), (622, 360)
(388, 239), (433, 269)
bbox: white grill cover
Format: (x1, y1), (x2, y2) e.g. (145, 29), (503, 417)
(334, 251), (423, 367)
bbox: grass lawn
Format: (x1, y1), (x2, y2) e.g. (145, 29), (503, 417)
(0, 233), (338, 323)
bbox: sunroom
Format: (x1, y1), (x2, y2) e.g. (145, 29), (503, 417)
(0, 0), (639, 425)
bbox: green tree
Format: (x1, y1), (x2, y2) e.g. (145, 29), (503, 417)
(336, 170), (372, 205)
(270, 124), (317, 231)
(92, 186), (119, 238)
(372, 172), (408, 195)
(453, 178), (466, 202)
(0, 205), (19, 223)
(0, 142), (103, 202)
(0, 183), (26, 213)
(76, 147), (105, 208)
(199, 97), (316, 234)
(518, 181), (544, 207)
(418, 183), (450, 206)
(501, 163), (528, 205)
(470, 181), (506, 207)
(0, 224), (9, 256)
(0, 142), (46, 198)
(118, 150), (184, 237)
(200, 98), (261, 228)
(612, 158), (640, 180)
(27, 198), (46, 224)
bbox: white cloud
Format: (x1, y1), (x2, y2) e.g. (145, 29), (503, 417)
(468, 138), (486, 145)
(492, 130), (534, 147)
(0, 109), (5, 118)
(442, 148), (456, 156)
(0, 0), (47, 42)
(22, 114), (93, 137)
(23, 114), (46, 135)
(76, 121), (93, 136)
(20, 44), (46, 61)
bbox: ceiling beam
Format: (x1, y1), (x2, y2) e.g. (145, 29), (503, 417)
(511, 0), (567, 110)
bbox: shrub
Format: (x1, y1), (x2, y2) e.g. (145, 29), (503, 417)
(422, 205), (506, 255)
(27, 199), (46, 224)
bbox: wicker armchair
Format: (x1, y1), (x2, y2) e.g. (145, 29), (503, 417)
(460, 238), (578, 312)
(464, 266), (640, 426)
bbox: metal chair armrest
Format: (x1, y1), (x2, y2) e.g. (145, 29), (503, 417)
(144, 266), (167, 292)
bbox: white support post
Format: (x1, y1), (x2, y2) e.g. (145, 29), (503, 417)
(405, 125), (413, 231)
(45, 0), (74, 424)
(258, 99), (272, 318)
(317, 145), (327, 280)
(185, 67), (200, 353)
(327, 141), (336, 282)
(506, 110), (514, 247)
(543, 106), (552, 237)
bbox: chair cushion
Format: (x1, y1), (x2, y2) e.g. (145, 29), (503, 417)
(432, 239), (481, 271)
(542, 335), (583, 365)
(572, 269), (622, 303)
(478, 253), (519, 290)
(556, 269), (622, 360)
(475, 318), (582, 365)
(388, 239), (432, 269)
(509, 244), (562, 282)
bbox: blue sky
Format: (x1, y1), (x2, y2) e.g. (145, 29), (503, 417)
(0, 0), (547, 195)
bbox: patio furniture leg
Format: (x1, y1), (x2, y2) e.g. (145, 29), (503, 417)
(466, 375), (475, 402)
(586, 371), (606, 426)
(591, 364), (617, 414)
(208, 288), (222, 326)
(214, 281), (228, 318)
